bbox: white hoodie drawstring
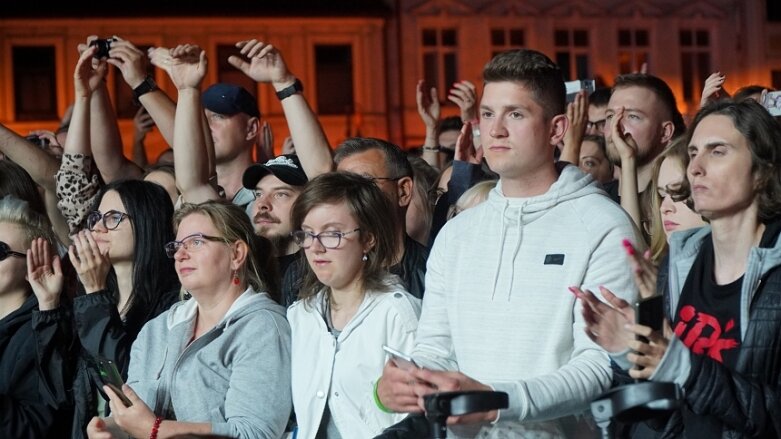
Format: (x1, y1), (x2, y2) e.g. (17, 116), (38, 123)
(490, 201), (510, 300)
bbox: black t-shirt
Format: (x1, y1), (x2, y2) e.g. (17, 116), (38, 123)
(675, 237), (742, 437)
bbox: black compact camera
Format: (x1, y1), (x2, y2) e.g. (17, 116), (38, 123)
(25, 134), (50, 149)
(89, 38), (116, 59)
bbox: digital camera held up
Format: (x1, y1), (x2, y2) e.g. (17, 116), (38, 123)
(89, 37), (117, 59)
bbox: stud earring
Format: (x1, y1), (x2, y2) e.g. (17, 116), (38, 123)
(362, 253), (368, 262)
(232, 270), (240, 285)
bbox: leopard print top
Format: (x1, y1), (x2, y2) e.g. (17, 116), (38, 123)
(56, 153), (100, 234)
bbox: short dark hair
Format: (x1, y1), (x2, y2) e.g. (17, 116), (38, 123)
(612, 73), (686, 138)
(334, 137), (413, 179)
(482, 49), (566, 119)
(582, 134), (607, 157)
(589, 87), (612, 108)
(733, 85), (771, 103)
(684, 99), (781, 223)
(438, 116), (463, 135)
(291, 172), (400, 304)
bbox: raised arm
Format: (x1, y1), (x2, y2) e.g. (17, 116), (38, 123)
(166, 44), (218, 202)
(416, 80), (442, 169)
(559, 91), (588, 165)
(229, 39), (332, 178)
(608, 107), (642, 228)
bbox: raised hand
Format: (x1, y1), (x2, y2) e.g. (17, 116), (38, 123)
(106, 37), (150, 89)
(416, 80), (440, 130)
(147, 47), (174, 76)
(69, 230), (110, 294)
(571, 286), (635, 354)
(622, 239), (658, 299)
(560, 90), (589, 164)
(168, 44), (207, 91)
(27, 237), (63, 311)
(447, 80), (478, 122)
(133, 107), (155, 139)
(700, 72), (729, 108)
(609, 107), (639, 162)
(454, 121), (482, 165)
(74, 46), (107, 98)
(229, 39), (295, 87)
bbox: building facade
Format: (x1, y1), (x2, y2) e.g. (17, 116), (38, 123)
(1, 0), (779, 156)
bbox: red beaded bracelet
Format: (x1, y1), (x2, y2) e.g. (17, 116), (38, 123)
(150, 416), (163, 439)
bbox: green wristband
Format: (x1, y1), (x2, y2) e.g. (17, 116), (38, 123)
(373, 379), (394, 413)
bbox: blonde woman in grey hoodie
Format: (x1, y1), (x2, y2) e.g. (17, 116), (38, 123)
(87, 201), (292, 439)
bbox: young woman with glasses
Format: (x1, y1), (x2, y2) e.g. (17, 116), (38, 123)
(88, 200), (290, 439)
(287, 172), (421, 438)
(32, 179), (180, 439)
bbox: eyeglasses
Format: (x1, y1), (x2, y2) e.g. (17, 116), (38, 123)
(291, 229), (360, 249)
(586, 119), (606, 132)
(164, 233), (227, 258)
(0, 241), (26, 261)
(360, 174), (403, 184)
(87, 210), (130, 231)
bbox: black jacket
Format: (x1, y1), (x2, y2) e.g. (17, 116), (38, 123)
(33, 289), (180, 439)
(655, 222), (781, 438)
(1, 294), (63, 438)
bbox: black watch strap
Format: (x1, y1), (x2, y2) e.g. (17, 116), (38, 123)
(275, 79), (303, 101)
(132, 76), (158, 103)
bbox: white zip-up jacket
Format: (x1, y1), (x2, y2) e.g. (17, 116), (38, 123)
(288, 280), (420, 439)
(412, 165), (640, 438)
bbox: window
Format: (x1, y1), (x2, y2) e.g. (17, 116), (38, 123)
(554, 29), (590, 81)
(617, 29), (649, 74)
(491, 28), (525, 58)
(680, 29), (711, 102)
(216, 44), (257, 99)
(114, 44), (154, 119)
(12, 46), (58, 121)
(773, 70), (781, 91)
(314, 45), (354, 115)
(421, 28), (458, 101)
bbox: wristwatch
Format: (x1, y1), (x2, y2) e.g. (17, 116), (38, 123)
(132, 76), (158, 103)
(275, 79), (303, 101)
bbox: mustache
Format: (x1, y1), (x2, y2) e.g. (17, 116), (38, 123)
(253, 212), (280, 224)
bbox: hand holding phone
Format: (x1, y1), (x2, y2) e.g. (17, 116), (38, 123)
(383, 345), (419, 372)
(96, 357), (133, 407)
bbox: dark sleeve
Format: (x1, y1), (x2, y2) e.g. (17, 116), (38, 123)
(32, 306), (78, 408)
(72, 291), (134, 378)
(447, 160), (485, 204)
(683, 354), (781, 437)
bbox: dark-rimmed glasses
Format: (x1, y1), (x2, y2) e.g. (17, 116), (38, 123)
(291, 229), (360, 249)
(164, 233), (227, 258)
(586, 119), (606, 132)
(0, 241), (26, 261)
(87, 210), (130, 231)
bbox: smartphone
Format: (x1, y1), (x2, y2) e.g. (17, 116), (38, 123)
(761, 90), (781, 116)
(95, 357), (133, 407)
(565, 79), (596, 103)
(636, 295), (664, 332)
(383, 345), (419, 371)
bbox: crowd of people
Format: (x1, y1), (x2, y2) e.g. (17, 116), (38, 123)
(1, 34), (780, 439)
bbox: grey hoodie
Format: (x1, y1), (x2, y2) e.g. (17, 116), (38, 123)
(127, 289), (292, 439)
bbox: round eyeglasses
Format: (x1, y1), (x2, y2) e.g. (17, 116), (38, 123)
(87, 210), (130, 231)
(164, 233), (227, 258)
(291, 229), (360, 249)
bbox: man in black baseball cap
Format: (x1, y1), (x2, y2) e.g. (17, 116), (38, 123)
(242, 154), (308, 283)
(202, 83), (261, 210)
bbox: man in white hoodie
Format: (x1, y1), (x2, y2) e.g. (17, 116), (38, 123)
(377, 49), (640, 438)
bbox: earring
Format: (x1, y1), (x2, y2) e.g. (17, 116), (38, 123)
(362, 253), (368, 262)
(232, 270), (240, 285)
